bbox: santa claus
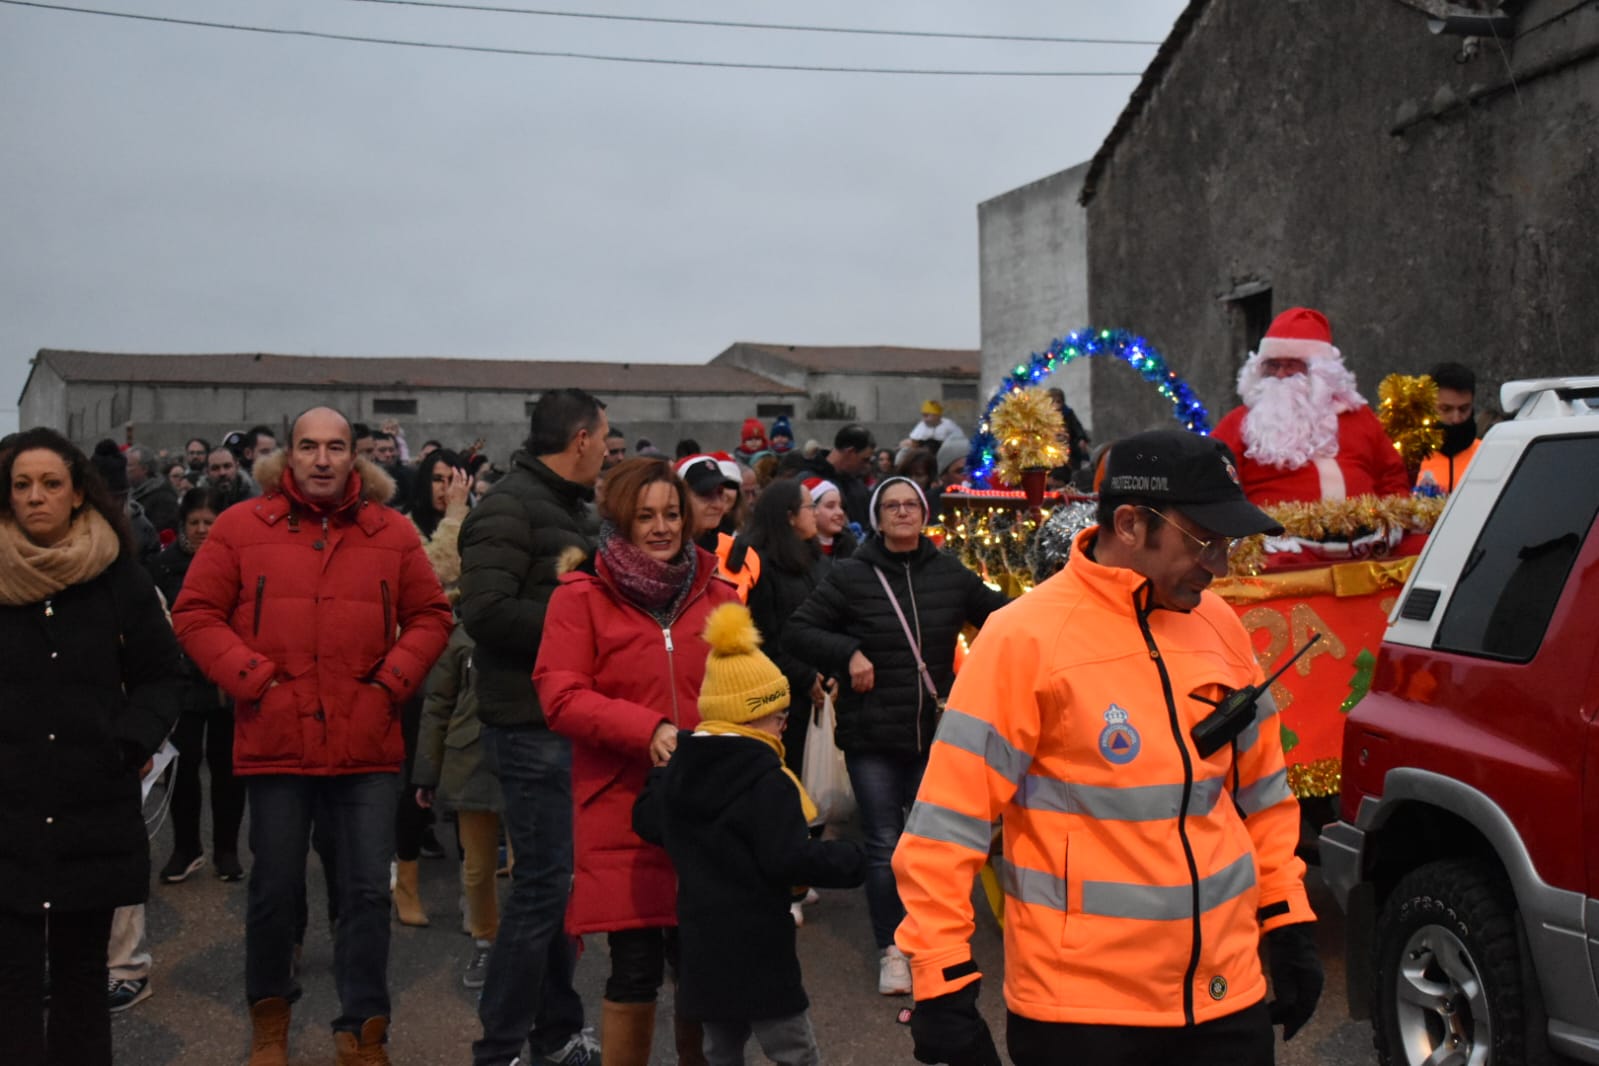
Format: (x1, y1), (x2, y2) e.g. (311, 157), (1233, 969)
(1212, 307), (1409, 505)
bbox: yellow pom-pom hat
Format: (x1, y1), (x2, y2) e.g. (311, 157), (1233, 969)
(697, 603), (791, 724)
(921, 399), (944, 416)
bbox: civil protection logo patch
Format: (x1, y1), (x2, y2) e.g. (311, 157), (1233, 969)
(1098, 705), (1141, 765)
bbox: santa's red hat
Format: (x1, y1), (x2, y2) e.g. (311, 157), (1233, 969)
(1256, 307), (1340, 364)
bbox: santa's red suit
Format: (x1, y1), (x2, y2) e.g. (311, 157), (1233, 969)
(1212, 307), (1410, 506)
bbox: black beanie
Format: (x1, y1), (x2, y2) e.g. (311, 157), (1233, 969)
(91, 439), (129, 494)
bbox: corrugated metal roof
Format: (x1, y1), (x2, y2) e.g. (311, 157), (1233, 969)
(715, 342), (978, 377)
(34, 350), (807, 396)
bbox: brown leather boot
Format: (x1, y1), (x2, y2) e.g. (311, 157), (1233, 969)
(600, 999), (656, 1066)
(393, 859), (429, 926)
(675, 1016), (708, 1066)
(245, 997), (290, 1066)
(334, 1016), (391, 1066)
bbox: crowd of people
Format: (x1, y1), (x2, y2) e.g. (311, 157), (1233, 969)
(0, 308), (1495, 1066)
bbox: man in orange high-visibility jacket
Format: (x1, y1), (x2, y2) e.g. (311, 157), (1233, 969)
(893, 430), (1323, 1066)
(1415, 361), (1482, 494)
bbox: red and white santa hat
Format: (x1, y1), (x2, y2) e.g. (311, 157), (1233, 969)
(802, 476), (839, 504)
(1256, 307), (1340, 364)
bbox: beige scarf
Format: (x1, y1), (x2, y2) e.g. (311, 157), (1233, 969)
(696, 720), (819, 823)
(0, 509), (121, 606)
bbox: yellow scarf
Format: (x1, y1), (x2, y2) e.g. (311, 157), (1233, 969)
(0, 510), (121, 607)
(696, 720), (818, 823)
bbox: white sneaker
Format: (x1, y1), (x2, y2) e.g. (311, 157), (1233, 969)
(803, 888), (820, 905)
(790, 901), (805, 927)
(878, 945), (912, 996)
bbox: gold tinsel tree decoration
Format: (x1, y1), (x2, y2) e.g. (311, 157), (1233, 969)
(1377, 373), (1443, 468)
(988, 387), (1065, 486)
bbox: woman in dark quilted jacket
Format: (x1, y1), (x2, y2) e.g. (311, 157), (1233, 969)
(785, 476), (1008, 997)
(0, 428), (182, 1066)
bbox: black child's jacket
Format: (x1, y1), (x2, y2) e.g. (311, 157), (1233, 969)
(634, 729), (865, 1023)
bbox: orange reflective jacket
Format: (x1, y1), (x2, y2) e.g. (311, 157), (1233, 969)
(892, 528), (1313, 1028)
(1416, 438), (1480, 493)
(714, 533), (761, 604)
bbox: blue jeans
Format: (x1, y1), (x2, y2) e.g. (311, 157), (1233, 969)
(844, 750), (926, 950)
(245, 773), (398, 1033)
(473, 726), (585, 1066)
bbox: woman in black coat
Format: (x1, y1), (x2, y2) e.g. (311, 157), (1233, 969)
(0, 428), (182, 1066)
(145, 486), (245, 883)
(742, 478), (830, 776)
(785, 476), (1008, 997)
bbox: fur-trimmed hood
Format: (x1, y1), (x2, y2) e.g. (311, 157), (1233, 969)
(251, 450), (397, 506)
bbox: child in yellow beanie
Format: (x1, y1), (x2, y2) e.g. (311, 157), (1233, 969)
(633, 604), (864, 1065)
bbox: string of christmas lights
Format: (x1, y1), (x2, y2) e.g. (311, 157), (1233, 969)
(968, 329), (1211, 487)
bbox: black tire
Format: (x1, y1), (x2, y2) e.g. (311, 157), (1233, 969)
(1371, 857), (1545, 1066)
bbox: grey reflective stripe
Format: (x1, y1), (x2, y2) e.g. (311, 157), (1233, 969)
(904, 801), (994, 854)
(1235, 689), (1280, 755)
(1082, 853), (1257, 921)
(935, 709), (1032, 784)
(994, 856), (1067, 913)
(1013, 774), (1226, 821)
(1234, 767), (1292, 816)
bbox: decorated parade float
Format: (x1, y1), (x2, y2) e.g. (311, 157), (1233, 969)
(936, 330), (1447, 800)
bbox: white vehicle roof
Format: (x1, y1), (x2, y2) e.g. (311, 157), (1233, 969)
(1385, 376), (1599, 649)
(1500, 376), (1599, 420)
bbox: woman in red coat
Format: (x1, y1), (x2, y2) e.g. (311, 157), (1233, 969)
(536, 457), (738, 1066)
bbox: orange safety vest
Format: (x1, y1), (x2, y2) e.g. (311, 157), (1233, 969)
(892, 528), (1314, 1028)
(1416, 437), (1480, 493)
(714, 533), (761, 604)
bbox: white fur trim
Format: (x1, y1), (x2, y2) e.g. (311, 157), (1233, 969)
(1313, 457), (1347, 501)
(1257, 336), (1339, 364)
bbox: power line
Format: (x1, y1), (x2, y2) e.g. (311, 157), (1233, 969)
(344, 0), (1165, 47)
(0, 0), (1147, 75)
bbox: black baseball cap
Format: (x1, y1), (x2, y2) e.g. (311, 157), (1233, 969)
(675, 453), (739, 496)
(1099, 430), (1283, 537)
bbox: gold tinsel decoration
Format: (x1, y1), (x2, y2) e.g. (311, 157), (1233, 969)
(988, 387), (1066, 486)
(1287, 758), (1342, 799)
(1226, 493), (1446, 576)
(1378, 373), (1444, 467)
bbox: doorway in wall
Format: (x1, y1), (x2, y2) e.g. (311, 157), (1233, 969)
(1227, 285), (1273, 378)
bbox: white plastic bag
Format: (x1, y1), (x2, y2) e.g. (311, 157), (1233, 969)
(801, 692), (854, 825)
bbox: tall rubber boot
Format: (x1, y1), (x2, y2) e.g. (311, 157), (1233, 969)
(246, 997), (291, 1066)
(676, 1016), (708, 1066)
(600, 998), (657, 1066)
(393, 859), (429, 926)
(334, 1016), (391, 1066)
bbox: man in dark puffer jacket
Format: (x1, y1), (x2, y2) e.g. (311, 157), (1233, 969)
(457, 388), (607, 1066)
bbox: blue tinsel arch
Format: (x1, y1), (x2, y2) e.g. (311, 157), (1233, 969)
(968, 329), (1212, 487)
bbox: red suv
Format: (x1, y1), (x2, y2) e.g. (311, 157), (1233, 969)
(1320, 378), (1599, 1066)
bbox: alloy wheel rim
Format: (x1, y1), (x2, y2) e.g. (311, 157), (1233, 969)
(1394, 922), (1492, 1066)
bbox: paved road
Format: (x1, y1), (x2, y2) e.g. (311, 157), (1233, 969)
(113, 804), (1380, 1065)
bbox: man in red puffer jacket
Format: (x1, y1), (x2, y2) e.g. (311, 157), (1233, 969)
(174, 406), (452, 1066)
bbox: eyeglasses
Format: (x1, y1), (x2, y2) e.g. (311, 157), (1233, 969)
(880, 501), (924, 515)
(1140, 506), (1236, 565)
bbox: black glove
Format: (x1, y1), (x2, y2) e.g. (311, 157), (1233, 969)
(1266, 923), (1324, 1040)
(910, 978), (1001, 1066)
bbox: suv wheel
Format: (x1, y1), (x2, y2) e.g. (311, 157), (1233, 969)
(1372, 858), (1540, 1066)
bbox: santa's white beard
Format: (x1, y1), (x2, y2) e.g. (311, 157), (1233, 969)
(1239, 359), (1364, 470)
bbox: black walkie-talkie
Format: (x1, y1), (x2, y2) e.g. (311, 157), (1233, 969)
(1189, 633), (1322, 758)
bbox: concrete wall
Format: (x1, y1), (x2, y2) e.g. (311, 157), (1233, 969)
(1084, 0), (1599, 442)
(979, 161), (1094, 429)
(17, 362), (66, 435)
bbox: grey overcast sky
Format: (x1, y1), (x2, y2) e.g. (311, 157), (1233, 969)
(0, 1), (1188, 434)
